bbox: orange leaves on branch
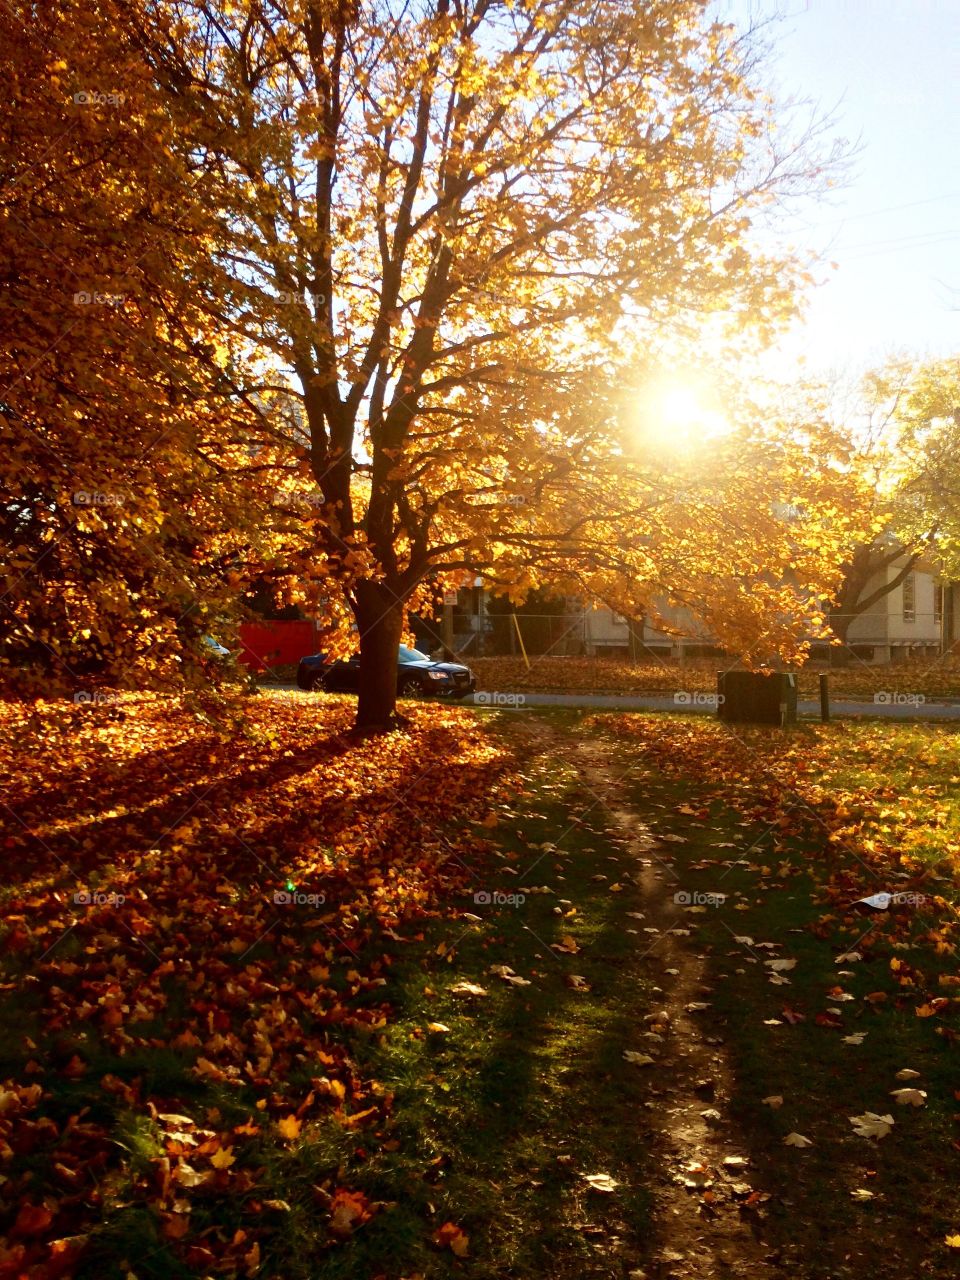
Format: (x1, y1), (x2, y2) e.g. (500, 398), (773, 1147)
(0, 0), (284, 697)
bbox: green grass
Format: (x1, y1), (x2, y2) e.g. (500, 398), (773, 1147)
(581, 713), (960, 1277)
(259, 759), (661, 1279)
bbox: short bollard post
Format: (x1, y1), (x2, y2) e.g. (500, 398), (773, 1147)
(819, 673), (830, 724)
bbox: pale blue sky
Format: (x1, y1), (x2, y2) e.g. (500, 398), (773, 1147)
(720, 0), (960, 375)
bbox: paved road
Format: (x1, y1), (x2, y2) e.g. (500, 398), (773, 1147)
(256, 683), (960, 721)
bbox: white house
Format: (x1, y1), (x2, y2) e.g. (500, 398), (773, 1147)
(580, 558), (953, 663)
(842, 557), (949, 662)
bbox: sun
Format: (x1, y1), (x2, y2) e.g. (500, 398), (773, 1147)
(631, 375), (733, 451)
(659, 384), (704, 426)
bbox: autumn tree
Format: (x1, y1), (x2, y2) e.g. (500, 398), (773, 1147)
(128, 0), (852, 726)
(805, 362), (951, 660)
(0, 0), (285, 695)
(881, 357), (960, 572)
(529, 378), (871, 667)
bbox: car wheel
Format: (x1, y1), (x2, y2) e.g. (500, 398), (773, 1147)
(310, 672), (328, 692)
(397, 676), (419, 698)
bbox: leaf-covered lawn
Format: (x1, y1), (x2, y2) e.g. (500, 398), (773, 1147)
(0, 692), (510, 1277)
(3, 698), (960, 1278)
(586, 713), (960, 926)
(470, 654), (960, 702)
(577, 712), (960, 1274)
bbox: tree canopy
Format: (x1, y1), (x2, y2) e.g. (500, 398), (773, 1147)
(1, 0), (868, 716)
(0, 0), (285, 694)
(122, 0), (857, 722)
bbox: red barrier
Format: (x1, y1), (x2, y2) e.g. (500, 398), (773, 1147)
(236, 620), (318, 670)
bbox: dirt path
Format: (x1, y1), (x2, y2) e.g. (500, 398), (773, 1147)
(566, 730), (785, 1280)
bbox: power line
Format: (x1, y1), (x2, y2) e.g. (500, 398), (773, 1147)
(829, 191), (960, 223)
(843, 231), (960, 262)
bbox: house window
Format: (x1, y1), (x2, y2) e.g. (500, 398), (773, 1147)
(902, 572), (916, 624)
(935, 582), (944, 625)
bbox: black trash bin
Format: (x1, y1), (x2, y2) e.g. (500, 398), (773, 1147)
(717, 671), (798, 726)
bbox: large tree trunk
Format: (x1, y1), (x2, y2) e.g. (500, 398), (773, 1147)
(353, 580), (405, 731)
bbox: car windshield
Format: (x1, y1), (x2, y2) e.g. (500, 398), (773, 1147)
(398, 645), (431, 664)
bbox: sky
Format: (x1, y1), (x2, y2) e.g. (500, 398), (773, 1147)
(719, 0), (960, 378)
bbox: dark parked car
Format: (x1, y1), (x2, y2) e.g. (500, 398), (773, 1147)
(297, 644), (476, 698)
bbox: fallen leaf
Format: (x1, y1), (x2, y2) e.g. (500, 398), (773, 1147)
(849, 1112), (894, 1139)
(277, 1115), (302, 1140)
(13, 1203), (54, 1236)
(552, 934), (581, 954)
(890, 1088), (927, 1107)
(916, 998), (950, 1017)
(783, 1133), (813, 1147)
(329, 1187), (373, 1235)
(449, 982), (488, 998)
(174, 1162), (212, 1188)
(435, 1221), (469, 1257)
(855, 893), (895, 910)
(488, 965), (532, 987)
(583, 1172), (619, 1192)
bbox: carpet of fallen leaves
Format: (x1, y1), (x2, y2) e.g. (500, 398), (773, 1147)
(0, 692), (511, 1278)
(470, 655), (960, 701)
(588, 714), (960, 1013)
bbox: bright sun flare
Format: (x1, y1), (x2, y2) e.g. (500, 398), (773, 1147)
(632, 377), (733, 449)
(659, 385), (704, 425)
